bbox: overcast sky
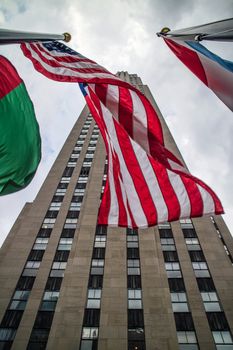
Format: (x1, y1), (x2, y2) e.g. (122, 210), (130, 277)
(0, 0), (233, 246)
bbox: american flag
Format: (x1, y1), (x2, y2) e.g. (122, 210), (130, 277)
(21, 41), (223, 228)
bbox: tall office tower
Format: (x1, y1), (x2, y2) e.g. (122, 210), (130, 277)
(0, 72), (233, 350)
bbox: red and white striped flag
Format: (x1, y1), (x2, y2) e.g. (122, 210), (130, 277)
(21, 41), (223, 228)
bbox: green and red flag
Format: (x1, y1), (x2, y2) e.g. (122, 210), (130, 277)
(0, 55), (41, 195)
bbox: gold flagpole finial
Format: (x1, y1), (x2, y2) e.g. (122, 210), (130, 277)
(160, 27), (171, 34)
(63, 32), (71, 42)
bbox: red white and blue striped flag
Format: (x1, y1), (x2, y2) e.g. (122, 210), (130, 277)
(21, 41), (223, 228)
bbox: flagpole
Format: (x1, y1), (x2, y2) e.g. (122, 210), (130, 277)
(0, 29), (71, 45)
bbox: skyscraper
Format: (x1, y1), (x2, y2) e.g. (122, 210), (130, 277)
(0, 72), (232, 350)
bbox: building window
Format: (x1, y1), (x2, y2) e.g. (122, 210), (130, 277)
(87, 289), (101, 309)
(28, 250), (44, 261)
(185, 238), (201, 251)
(61, 229), (75, 238)
(57, 238), (73, 251)
(192, 262), (210, 278)
(168, 278), (185, 292)
(83, 309), (100, 327)
(171, 293), (189, 312)
(127, 248), (139, 259)
(92, 248), (105, 259)
(189, 250), (205, 262)
(54, 250), (70, 262)
(182, 228), (197, 238)
(9, 290), (29, 310)
(52, 195), (64, 203)
(88, 276), (103, 289)
(207, 312), (229, 331)
(16, 277), (35, 291)
(82, 327), (98, 339)
(63, 167), (74, 177)
(127, 235), (139, 248)
(40, 292), (59, 311)
(33, 238), (49, 250)
(159, 228), (173, 238)
(127, 260), (140, 275)
(177, 331), (198, 344)
(165, 263), (182, 278)
(212, 331), (233, 345)
(80, 167), (90, 177)
(94, 236), (106, 248)
(128, 310), (144, 328)
(127, 276), (141, 289)
(174, 313), (195, 331)
(163, 251), (179, 262)
(45, 277), (63, 291)
(37, 228), (52, 238)
(95, 226), (107, 235)
(196, 278), (215, 292)
(128, 290), (142, 309)
(0, 310), (23, 328)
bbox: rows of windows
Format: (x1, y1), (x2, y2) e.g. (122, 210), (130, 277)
(79, 226), (107, 350)
(26, 117), (99, 348)
(181, 219), (233, 349)
(159, 222), (199, 350)
(0, 115), (95, 349)
(127, 228), (146, 350)
(210, 216), (233, 264)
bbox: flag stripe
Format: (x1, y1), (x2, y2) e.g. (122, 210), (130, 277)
(21, 41), (224, 228)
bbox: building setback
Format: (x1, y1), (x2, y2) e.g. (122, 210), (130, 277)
(0, 72), (233, 350)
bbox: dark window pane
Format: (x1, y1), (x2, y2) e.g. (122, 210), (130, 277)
(61, 229), (75, 238)
(28, 250), (44, 261)
(128, 340), (145, 350)
(163, 251), (178, 262)
(196, 278), (215, 292)
(128, 328), (145, 341)
(67, 211), (79, 219)
(45, 278), (63, 291)
(29, 329), (49, 342)
(45, 211), (58, 219)
(83, 309), (100, 327)
(37, 228), (52, 238)
(159, 229), (173, 238)
(52, 196), (64, 203)
(127, 248), (139, 259)
(1, 310), (23, 328)
(128, 310), (144, 328)
(76, 183), (86, 189)
(168, 278), (185, 292)
(34, 312), (54, 329)
(207, 312), (229, 331)
(54, 251), (70, 262)
(71, 196), (83, 203)
(27, 341), (47, 350)
(127, 276), (141, 289)
(88, 275), (103, 289)
(57, 183), (68, 189)
(0, 341), (13, 350)
(63, 167), (74, 177)
(127, 229), (138, 235)
(174, 313), (194, 331)
(182, 228), (197, 238)
(80, 168), (90, 176)
(16, 277), (35, 291)
(189, 250), (205, 262)
(92, 248), (105, 259)
(95, 226), (107, 235)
